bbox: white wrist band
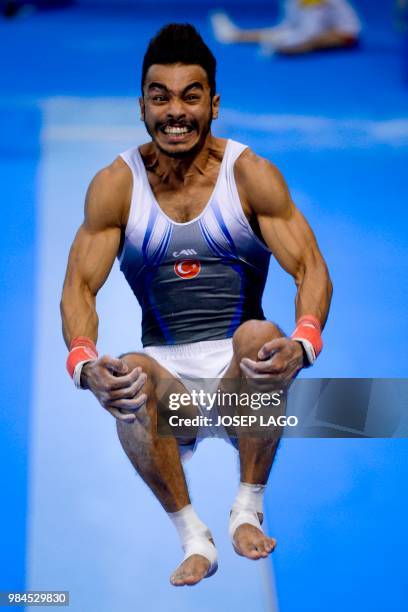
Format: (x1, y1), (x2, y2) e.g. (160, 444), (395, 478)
(292, 337), (316, 365)
(73, 359), (94, 389)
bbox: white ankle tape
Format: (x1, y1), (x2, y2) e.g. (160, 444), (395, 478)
(229, 508), (261, 541)
(168, 504), (218, 573)
(229, 482), (266, 540)
(233, 482), (266, 514)
(183, 535), (218, 574)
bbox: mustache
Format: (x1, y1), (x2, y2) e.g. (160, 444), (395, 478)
(156, 120), (197, 131)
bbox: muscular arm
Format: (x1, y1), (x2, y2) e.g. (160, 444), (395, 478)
(61, 158), (131, 347)
(235, 149), (333, 328)
(61, 159), (147, 423)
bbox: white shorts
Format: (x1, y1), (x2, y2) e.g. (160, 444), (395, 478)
(143, 338), (235, 461)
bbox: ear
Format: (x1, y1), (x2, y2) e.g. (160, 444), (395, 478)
(139, 96), (145, 121)
(212, 94), (220, 120)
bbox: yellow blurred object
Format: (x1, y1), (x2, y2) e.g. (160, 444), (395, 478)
(299, 0), (328, 7)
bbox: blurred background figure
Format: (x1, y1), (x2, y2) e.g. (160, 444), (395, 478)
(1, 0), (31, 17)
(1, 0), (73, 19)
(211, 0), (361, 55)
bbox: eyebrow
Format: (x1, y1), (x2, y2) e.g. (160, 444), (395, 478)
(147, 81), (204, 94)
(182, 82), (204, 94)
(148, 82), (169, 92)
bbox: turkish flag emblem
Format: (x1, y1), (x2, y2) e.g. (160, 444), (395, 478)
(174, 259), (201, 279)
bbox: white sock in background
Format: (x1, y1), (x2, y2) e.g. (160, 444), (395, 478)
(211, 12), (240, 43)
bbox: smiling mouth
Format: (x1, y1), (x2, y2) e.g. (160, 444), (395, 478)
(159, 124), (195, 139)
(164, 126), (191, 135)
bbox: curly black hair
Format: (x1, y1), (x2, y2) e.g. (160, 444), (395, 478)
(141, 23), (217, 97)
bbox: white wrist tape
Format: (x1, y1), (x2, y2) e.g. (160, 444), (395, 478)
(73, 359), (94, 389)
(292, 337), (316, 365)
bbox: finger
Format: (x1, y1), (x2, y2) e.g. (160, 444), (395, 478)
(241, 357), (285, 374)
(239, 361), (272, 379)
(109, 394), (148, 411)
(106, 406), (136, 423)
(240, 361), (286, 386)
(109, 360), (130, 376)
(108, 373), (147, 400)
(100, 356), (129, 376)
(104, 367), (145, 390)
(107, 368), (147, 392)
(258, 338), (286, 360)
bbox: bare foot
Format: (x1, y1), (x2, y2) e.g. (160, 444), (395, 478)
(170, 539), (217, 587)
(232, 512), (276, 560)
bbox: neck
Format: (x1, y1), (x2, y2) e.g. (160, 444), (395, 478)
(147, 133), (215, 184)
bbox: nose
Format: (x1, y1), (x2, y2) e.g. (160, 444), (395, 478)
(166, 97), (186, 120)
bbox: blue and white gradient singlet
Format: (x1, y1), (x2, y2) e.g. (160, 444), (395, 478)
(118, 139), (271, 347)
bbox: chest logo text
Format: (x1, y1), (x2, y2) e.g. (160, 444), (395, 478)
(173, 249), (197, 257)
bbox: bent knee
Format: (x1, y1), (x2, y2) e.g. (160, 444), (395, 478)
(233, 319), (284, 360)
(119, 352), (158, 384)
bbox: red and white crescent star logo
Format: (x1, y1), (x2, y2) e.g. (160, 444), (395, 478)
(174, 259), (201, 279)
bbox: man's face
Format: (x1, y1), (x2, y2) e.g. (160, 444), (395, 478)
(140, 63), (220, 158)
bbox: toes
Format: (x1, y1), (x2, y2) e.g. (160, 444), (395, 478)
(234, 525), (277, 560)
(171, 571), (198, 587)
(247, 537), (267, 559)
(256, 541), (269, 558)
(265, 537), (277, 552)
(257, 536), (276, 557)
(170, 556), (211, 587)
(235, 535), (262, 559)
(170, 574), (184, 587)
(247, 548), (264, 560)
(251, 540), (269, 559)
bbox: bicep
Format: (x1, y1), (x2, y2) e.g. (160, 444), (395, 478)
(236, 152), (324, 282)
(63, 163), (128, 296)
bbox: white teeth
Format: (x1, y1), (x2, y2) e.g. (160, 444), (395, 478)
(164, 127), (189, 135)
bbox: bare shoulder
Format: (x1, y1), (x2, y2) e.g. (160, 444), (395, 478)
(85, 156), (132, 232)
(234, 148), (292, 218)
